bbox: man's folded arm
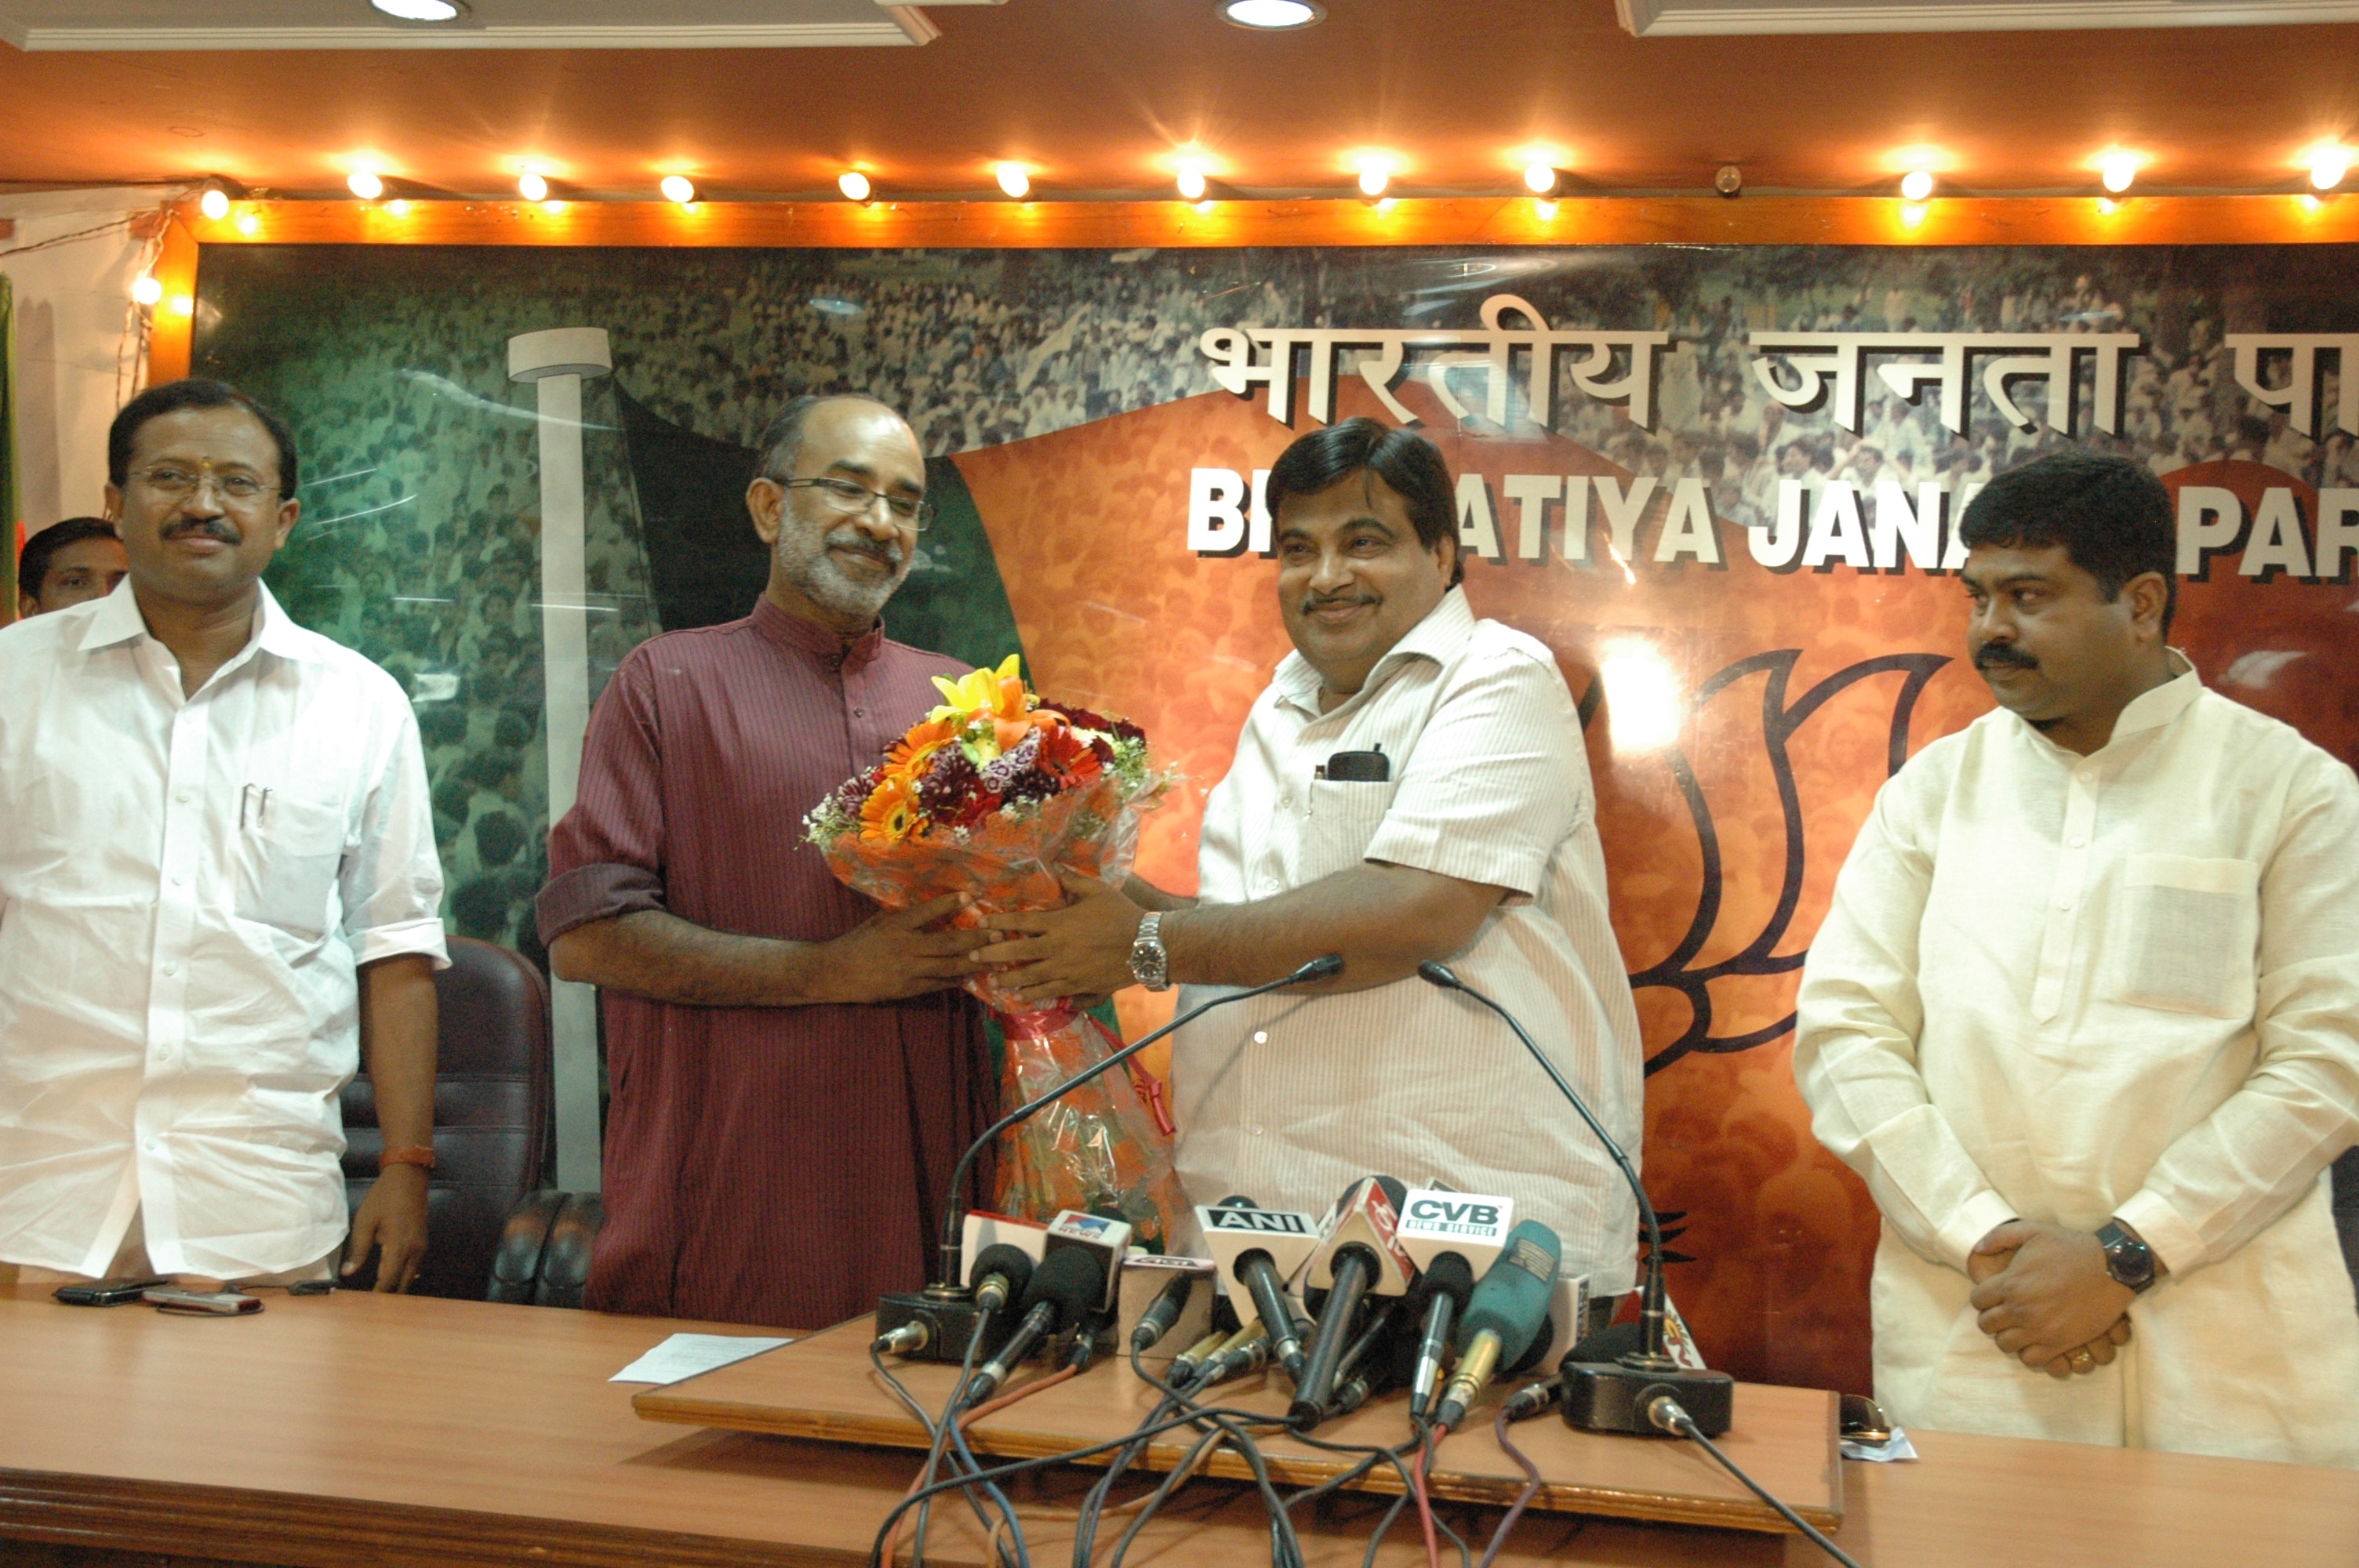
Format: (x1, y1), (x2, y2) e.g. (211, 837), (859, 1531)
(2114, 754), (2359, 1277)
(1796, 778), (2014, 1272)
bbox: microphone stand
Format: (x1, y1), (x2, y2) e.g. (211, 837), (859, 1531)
(906, 953), (1349, 1330)
(1417, 961), (1732, 1436)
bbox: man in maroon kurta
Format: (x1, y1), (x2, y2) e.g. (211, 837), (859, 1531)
(538, 395), (995, 1330)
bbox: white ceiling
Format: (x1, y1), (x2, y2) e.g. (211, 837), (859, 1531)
(0, 0), (1006, 51)
(1617, 0), (2359, 31)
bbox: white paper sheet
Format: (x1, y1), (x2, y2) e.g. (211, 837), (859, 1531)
(609, 1332), (791, 1385)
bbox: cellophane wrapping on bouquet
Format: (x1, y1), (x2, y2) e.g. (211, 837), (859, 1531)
(805, 657), (1188, 1252)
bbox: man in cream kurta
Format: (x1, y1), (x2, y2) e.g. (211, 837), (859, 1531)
(1797, 449), (2359, 1466)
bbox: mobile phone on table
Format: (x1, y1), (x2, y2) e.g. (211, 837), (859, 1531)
(143, 1286), (264, 1316)
(53, 1276), (169, 1307)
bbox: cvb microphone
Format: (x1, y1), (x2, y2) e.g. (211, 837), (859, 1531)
(1434, 1219), (1561, 1429)
(928, 953), (1344, 1294)
(1416, 961), (1732, 1438)
(964, 1246), (1104, 1408)
(1407, 1251), (1474, 1422)
(1290, 1175), (1416, 1428)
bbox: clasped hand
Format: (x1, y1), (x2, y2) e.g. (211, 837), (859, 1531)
(1967, 1220), (2134, 1380)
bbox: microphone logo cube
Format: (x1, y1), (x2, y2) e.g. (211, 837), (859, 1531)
(1397, 1189), (1517, 1275)
(1197, 1204), (1323, 1328)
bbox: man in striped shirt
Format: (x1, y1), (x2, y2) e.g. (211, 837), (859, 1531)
(539, 396), (995, 1330)
(980, 419), (1646, 1315)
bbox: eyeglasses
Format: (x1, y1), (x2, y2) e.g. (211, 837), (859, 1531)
(781, 475), (935, 532)
(129, 462), (279, 506)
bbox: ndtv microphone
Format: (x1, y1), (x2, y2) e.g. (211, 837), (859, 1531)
(1291, 1176), (1417, 1428)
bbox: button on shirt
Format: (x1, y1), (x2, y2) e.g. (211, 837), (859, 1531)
(1795, 655), (2359, 1465)
(1172, 588), (1647, 1294)
(0, 581), (447, 1279)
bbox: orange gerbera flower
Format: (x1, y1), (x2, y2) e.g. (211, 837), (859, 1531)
(887, 716), (959, 778)
(859, 776), (921, 844)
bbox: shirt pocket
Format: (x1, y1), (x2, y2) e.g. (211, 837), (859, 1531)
(2110, 853), (2259, 1020)
(233, 791), (350, 942)
(1296, 778), (1396, 883)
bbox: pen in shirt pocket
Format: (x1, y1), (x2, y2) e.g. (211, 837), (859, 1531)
(239, 784), (274, 829)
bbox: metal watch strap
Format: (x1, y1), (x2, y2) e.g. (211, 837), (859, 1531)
(1129, 910), (1171, 993)
(2096, 1220), (2157, 1294)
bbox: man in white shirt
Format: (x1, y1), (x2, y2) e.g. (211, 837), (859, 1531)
(1796, 449), (2359, 1465)
(0, 379), (447, 1292)
(976, 419), (1646, 1313)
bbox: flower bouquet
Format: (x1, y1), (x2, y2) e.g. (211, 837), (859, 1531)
(805, 655), (1187, 1250)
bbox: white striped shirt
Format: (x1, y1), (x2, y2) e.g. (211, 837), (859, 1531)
(1172, 587), (1646, 1294)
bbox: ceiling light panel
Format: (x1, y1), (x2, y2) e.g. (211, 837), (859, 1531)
(1617, 0), (2359, 34)
(0, 0), (946, 51)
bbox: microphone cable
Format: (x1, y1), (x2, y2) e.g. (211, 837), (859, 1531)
(1474, 1406), (1543, 1568)
(872, 1318), (1025, 1568)
(867, 1341), (1023, 1566)
(1653, 1399), (1863, 1568)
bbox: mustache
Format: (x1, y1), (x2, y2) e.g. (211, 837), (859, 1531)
(1972, 642), (2038, 672)
(824, 530), (903, 568)
(1299, 591), (1376, 616)
(163, 518), (240, 544)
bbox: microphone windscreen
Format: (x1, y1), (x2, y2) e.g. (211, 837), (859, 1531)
(1019, 1243), (1104, 1332)
(1457, 1220), (1561, 1370)
(970, 1243), (1034, 1300)
(1216, 1195), (1257, 1209)
(1420, 1251), (1476, 1313)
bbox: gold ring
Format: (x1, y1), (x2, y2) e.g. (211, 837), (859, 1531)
(2070, 1349), (2095, 1372)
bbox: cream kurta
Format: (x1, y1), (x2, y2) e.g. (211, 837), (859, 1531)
(1796, 655), (2359, 1466)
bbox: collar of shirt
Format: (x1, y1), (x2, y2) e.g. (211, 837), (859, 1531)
(1271, 586), (1477, 720)
(75, 578), (322, 674)
(2007, 647), (2201, 760)
(750, 594), (885, 674)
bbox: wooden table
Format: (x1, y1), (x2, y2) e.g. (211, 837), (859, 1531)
(2, 1283), (2354, 1568)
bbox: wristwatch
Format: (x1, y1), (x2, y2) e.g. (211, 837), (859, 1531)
(1128, 911), (1172, 993)
(2095, 1220), (2157, 1294)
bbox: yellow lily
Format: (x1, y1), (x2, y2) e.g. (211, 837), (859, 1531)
(928, 654), (1027, 726)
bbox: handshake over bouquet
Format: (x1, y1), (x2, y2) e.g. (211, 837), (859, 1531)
(805, 655), (1189, 1250)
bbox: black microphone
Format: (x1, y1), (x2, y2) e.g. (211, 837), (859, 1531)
(1129, 1270), (1198, 1356)
(1416, 961), (1733, 1437)
(1408, 1251), (1475, 1421)
(1206, 1196), (1315, 1381)
(963, 1246), (1104, 1407)
(1290, 1175), (1416, 1428)
(969, 1243), (1034, 1315)
(930, 953), (1344, 1292)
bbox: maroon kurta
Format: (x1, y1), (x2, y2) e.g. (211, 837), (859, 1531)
(537, 597), (994, 1330)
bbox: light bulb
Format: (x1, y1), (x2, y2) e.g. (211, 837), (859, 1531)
(198, 187), (230, 220)
(1218, 0), (1321, 27)
(838, 170), (872, 201)
(1358, 163), (1390, 198)
(347, 169), (384, 201)
(518, 170), (548, 201)
(131, 274), (163, 307)
(371, 0), (463, 18)
(1899, 169), (1934, 201)
(1176, 165), (1208, 201)
(660, 174), (696, 205)
(1523, 163), (1557, 195)
(2312, 150), (2350, 191)
(2099, 154), (2137, 194)
(995, 163), (1031, 198)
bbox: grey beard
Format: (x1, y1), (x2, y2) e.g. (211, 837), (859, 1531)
(776, 528), (909, 622)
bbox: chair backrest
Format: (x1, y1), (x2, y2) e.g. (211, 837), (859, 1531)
(2335, 1147), (2359, 1308)
(341, 936), (554, 1298)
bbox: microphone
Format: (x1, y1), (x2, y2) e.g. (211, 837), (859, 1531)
(1130, 1270), (1198, 1356)
(1407, 1252), (1474, 1421)
(1290, 1175), (1417, 1428)
(1434, 1219), (1561, 1429)
(970, 1243), (1035, 1315)
(1198, 1197), (1320, 1381)
(964, 1245), (1104, 1407)
(1166, 1297), (1239, 1388)
(930, 953), (1344, 1292)
(1416, 961), (1732, 1438)
(1190, 1319), (1270, 1389)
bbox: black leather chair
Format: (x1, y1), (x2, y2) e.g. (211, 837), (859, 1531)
(341, 936), (554, 1298)
(487, 1189), (605, 1308)
(2335, 1147), (2359, 1306)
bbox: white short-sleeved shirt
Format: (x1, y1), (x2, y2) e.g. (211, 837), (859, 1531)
(1172, 587), (1647, 1294)
(0, 580), (448, 1279)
